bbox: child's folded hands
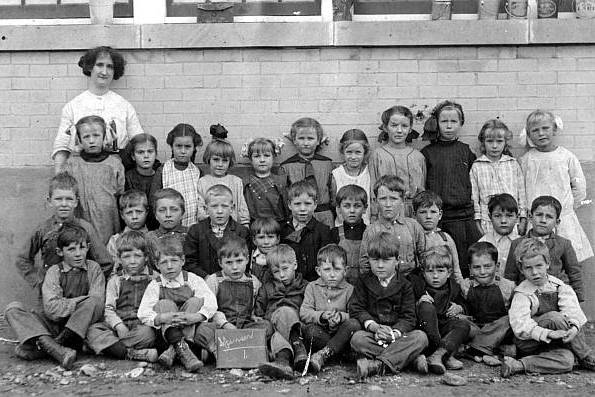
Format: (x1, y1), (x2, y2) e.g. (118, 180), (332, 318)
(446, 303), (464, 317)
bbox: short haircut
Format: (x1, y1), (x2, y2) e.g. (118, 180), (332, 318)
(126, 133), (158, 164)
(49, 172), (79, 198)
(421, 246), (453, 270)
(117, 230), (150, 256)
(166, 123), (203, 163)
(290, 117), (323, 142)
(75, 115), (106, 139)
(335, 184), (368, 208)
(434, 100), (465, 126)
(152, 188), (185, 214)
(339, 129), (370, 156)
(531, 195), (562, 219)
(204, 184), (234, 205)
(250, 217), (281, 238)
(57, 223), (89, 249)
(218, 235), (249, 260)
(248, 138), (277, 158)
(78, 46), (126, 80)
(525, 109), (557, 133)
(373, 175), (406, 197)
(203, 139), (236, 167)
(155, 236), (184, 259)
(514, 237), (550, 270)
(367, 231), (399, 259)
(317, 244), (347, 268)
(378, 106), (414, 143)
(488, 193), (519, 215)
(288, 180), (318, 202)
(266, 244), (297, 268)
(119, 190), (149, 211)
(478, 119), (513, 156)
(412, 190), (443, 212)
(468, 241), (498, 265)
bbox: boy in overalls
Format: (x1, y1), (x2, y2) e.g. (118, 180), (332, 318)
(332, 185), (367, 285)
(138, 236), (217, 372)
(503, 238), (595, 377)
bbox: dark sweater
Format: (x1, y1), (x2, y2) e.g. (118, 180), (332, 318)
(408, 268), (467, 317)
(254, 272), (308, 320)
(421, 139), (476, 219)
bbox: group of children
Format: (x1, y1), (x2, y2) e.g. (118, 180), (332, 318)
(6, 100), (594, 382)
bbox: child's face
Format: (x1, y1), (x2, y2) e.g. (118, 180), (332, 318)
(385, 113), (411, 147)
(119, 248), (147, 276)
(210, 154), (231, 177)
(293, 127), (319, 158)
(251, 151), (274, 176)
(219, 254), (248, 281)
(528, 120), (555, 151)
(48, 188), (78, 221)
(78, 123), (104, 154)
(207, 194), (234, 226)
(438, 109), (462, 141)
(253, 232), (280, 254)
(121, 205), (148, 231)
(484, 132), (506, 161)
(490, 207), (518, 236)
(157, 254), (184, 280)
(57, 241), (89, 268)
(469, 254), (497, 286)
(90, 53), (114, 89)
(369, 256), (397, 281)
(172, 136), (194, 164)
(338, 197), (366, 225)
(415, 204), (442, 231)
(343, 142), (366, 170)
(288, 193), (316, 224)
(155, 198), (184, 230)
(271, 260), (297, 285)
(520, 255), (550, 287)
(530, 205), (559, 237)
(132, 141), (156, 170)
(376, 186), (403, 221)
(316, 258), (346, 287)
(423, 266), (451, 288)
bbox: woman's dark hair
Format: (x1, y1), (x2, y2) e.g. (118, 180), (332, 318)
(166, 123), (203, 163)
(78, 46), (126, 80)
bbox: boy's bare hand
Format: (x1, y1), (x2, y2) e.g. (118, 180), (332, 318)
(115, 323), (130, 338)
(173, 312), (205, 326)
(156, 312), (175, 325)
(223, 322), (237, 330)
(475, 220), (484, 236)
(375, 325), (394, 342)
(320, 311), (334, 321)
(548, 330), (568, 340)
(418, 292), (434, 305)
(446, 303), (464, 317)
(562, 327), (579, 343)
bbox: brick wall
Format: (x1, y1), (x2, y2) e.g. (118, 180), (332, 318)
(0, 45), (594, 167)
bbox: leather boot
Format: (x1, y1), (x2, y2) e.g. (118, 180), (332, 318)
(158, 345), (176, 368)
(428, 347), (447, 375)
(501, 356), (525, 378)
(412, 354), (428, 374)
(356, 358), (384, 379)
(14, 344), (46, 361)
(37, 335), (76, 370)
(174, 340), (203, 372)
(291, 339), (308, 372)
(259, 351), (295, 380)
(127, 348), (158, 363)
(310, 346), (333, 374)
(445, 355), (464, 370)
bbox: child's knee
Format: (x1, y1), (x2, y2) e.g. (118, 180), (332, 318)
(183, 297), (204, 312)
(78, 296), (104, 314)
(417, 302), (436, 317)
(350, 330), (370, 350)
(4, 301), (26, 316)
(536, 312), (569, 330)
(407, 330), (429, 348)
(343, 318), (363, 333)
(136, 325), (157, 344)
(153, 299), (178, 313)
(271, 306), (299, 324)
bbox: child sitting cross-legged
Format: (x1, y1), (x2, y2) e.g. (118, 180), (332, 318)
(87, 230), (159, 362)
(409, 246), (470, 375)
(256, 245), (309, 380)
(502, 238), (595, 377)
(349, 232), (429, 379)
(250, 217), (281, 283)
(300, 244), (361, 374)
(205, 236), (271, 335)
(5, 223), (105, 369)
(461, 242), (515, 366)
(137, 236), (218, 372)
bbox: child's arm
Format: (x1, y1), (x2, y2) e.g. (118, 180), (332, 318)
(15, 229), (43, 289)
(182, 226), (208, 278)
(124, 100), (144, 137)
(42, 267), (88, 322)
(359, 229), (370, 274)
(299, 284), (325, 325)
(254, 284), (268, 319)
(568, 151), (587, 207)
(446, 234), (464, 286)
(509, 291), (554, 342)
(190, 274), (218, 322)
(368, 153), (379, 220)
(514, 161), (528, 233)
(104, 276), (126, 332)
(235, 178), (251, 226)
(558, 283), (587, 329)
(348, 277), (374, 328)
(393, 280), (417, 334)
(503, 240), (521, 283)
(561, 240), (584, 302)
(412, 221), (427, 268)
(148, 166), (163, 204)
(469, 165), (484, 235)
(87, 261), (106, 302)
(137, 280), (162, 327)
(329, 174), (338, 210)
(81, 219), (114, 274)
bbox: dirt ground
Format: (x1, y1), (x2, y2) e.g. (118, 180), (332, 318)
(1, 327), (595, 397)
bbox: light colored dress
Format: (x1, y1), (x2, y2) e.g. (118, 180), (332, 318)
(66, 154), (125, 245)
(197, 174), (250, 226)
(161, 159), (202, 228)
(332, 165), (371, 225)
(470, 154), (527, 235)
(520, 146), (593, 262)
(53, 90), (143, 157)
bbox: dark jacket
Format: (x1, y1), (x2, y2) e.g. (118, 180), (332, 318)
(281, 217), (338, 282)
(408, 268), (467, 318)
(504, 231), (583, 301)
(254, 272), (308, 320)
(183, 218), (250, 278)
(348, 271), (416, 334)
